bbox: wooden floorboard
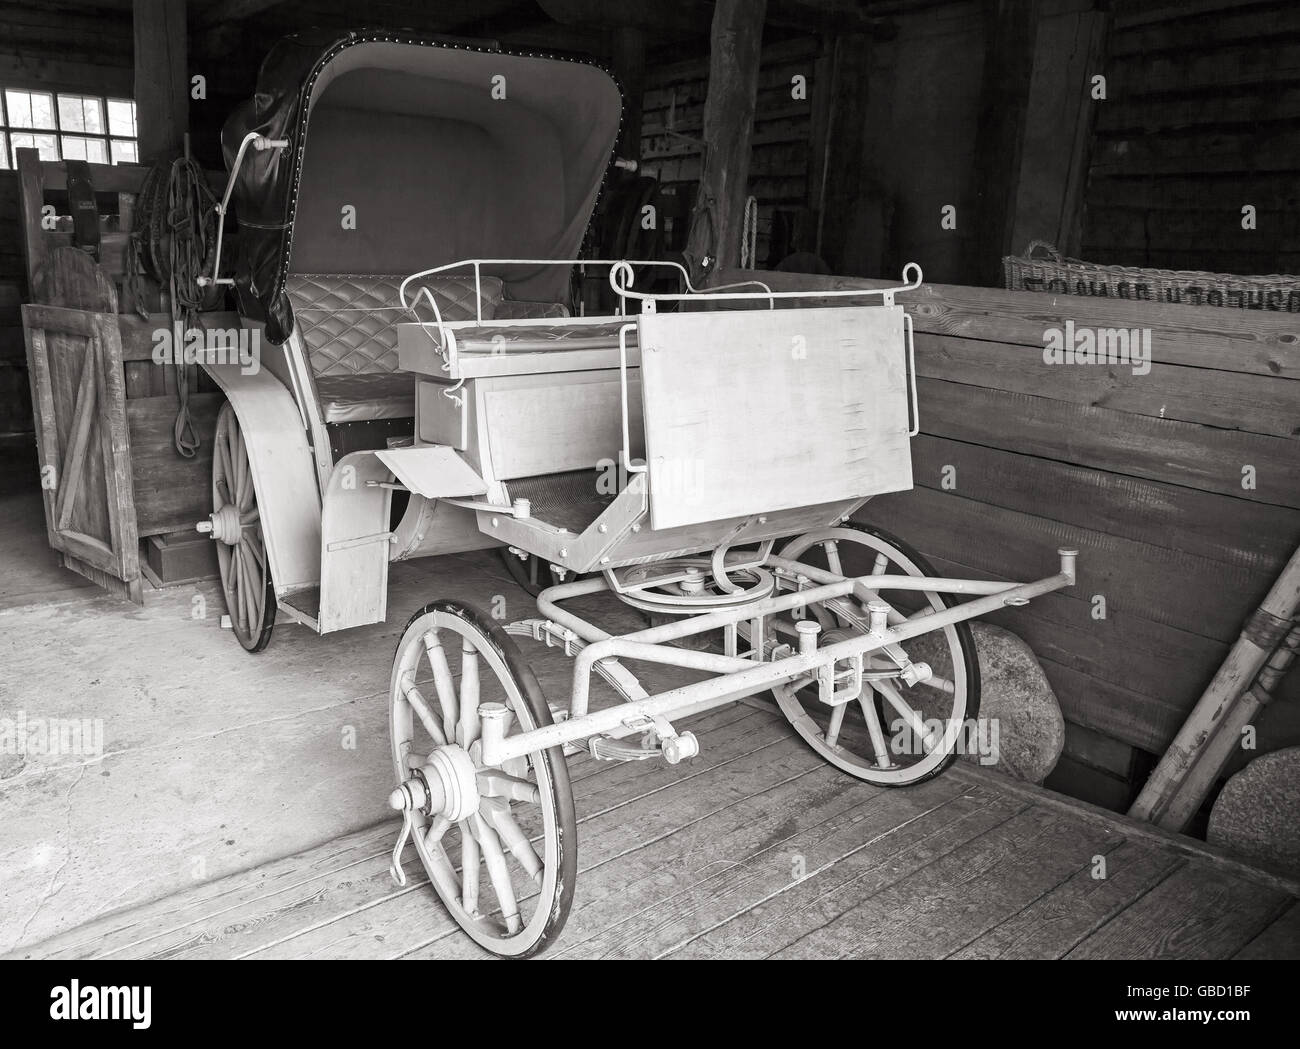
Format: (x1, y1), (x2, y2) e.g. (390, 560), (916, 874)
(13, 700), (1298, 961)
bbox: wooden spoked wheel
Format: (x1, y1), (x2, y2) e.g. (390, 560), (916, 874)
(390, 600), (577, 958)
(211, 403), (275, 653)
(772, 522), (980, 786)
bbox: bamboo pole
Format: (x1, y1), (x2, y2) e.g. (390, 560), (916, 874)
(1129, 544), (1300, 831)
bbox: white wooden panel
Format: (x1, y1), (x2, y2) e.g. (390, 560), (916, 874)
(482, 374), (643, 479)
(637, 305), (913, 530)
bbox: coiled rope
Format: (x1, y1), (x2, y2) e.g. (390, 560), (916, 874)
(125, 152), (218, 458)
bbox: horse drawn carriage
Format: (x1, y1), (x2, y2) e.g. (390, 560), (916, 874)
(199, 31), (1078, 956)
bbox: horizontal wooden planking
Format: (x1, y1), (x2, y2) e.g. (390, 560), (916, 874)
(1110, 0), (1300, 57)
(915, 334), (1300, 438)
(1113, 0), (1290, 32)
(1087, 173), (1300, 212)
(863, 484), (1276, 643)
(1096, 83), (1300, 134)
(1107, 42), (1300, 98)
(1091, 123), (1300, 177)
(125, 393), (223, 536)
(1084, 203), (1300, 248)
(908, 435), (1300, 571)
(713, 269), (1300, 380)
(643, 36), (820, 95)
(857, 515), (1267, 753)
(917, 378), (1300, 509)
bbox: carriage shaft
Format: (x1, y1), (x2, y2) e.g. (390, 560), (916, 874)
(480, 550), (1077, 766)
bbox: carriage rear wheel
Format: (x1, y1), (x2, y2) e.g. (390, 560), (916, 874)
(210, 403), (275, 653)
(772, 522), (980, 786)
(390, 600), (577, 958)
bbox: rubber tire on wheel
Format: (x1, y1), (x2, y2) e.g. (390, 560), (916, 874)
(773, 520), (980, 787)
(390, 599), (577, 958)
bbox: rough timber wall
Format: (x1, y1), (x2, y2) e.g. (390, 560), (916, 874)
(639, 35), (823, 268)
(1082, 0), (1300, 275)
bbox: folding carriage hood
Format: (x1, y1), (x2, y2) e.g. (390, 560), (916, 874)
(221, 29), (624, 342)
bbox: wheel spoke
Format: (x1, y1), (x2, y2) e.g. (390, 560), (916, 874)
(424, 815), (450, 849)
(401, 680), (448, 746)
(874, 679), (935, 754)
(822, 539), (843, 577)
(871, 552), (889, 576)
(241, 533), (265, 572)
(420, 832), (463, 902)
(458, 638), (480, 747)
(478, 768), (540, 804)
(857, 687), (894, 769)
(422, 632), (459, 741)
(920, 673), (957, 696)
(824, 701), (848, 747)
(471, 814), (522, 934)
(480, 798), (543, 881)
(229, 546), (249, 632)
(239, 549), (259, 634)
(459, 819), (481, 913)
(216, 435), (234, 499)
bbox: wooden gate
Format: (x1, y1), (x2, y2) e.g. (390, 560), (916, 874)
(21, 303), (142, 603)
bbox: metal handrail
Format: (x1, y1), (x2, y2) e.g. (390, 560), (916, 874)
(196, 132), (290, 288)
(610, 261), (924, 309)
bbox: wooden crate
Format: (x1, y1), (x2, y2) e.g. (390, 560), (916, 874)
(16, 148), (234, 601)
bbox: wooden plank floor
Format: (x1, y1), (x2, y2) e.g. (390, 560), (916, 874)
(15, 700), (1300, 961)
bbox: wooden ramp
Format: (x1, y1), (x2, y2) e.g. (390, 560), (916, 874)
(14, 701), (1300, 961)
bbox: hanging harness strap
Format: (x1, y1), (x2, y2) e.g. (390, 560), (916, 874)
(125, 153), (218, 458)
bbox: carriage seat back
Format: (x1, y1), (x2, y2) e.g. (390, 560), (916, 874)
(284, 273), (565, 425)
(287, 273), (505, 377)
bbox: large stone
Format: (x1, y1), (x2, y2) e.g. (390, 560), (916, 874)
(1208, 747), (1300, 877)
(907, 621), (1064, 784)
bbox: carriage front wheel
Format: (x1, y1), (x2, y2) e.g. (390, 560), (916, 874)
(206, 402), (275, 653)
(771, 522), (981, 787)
(390, 600), (577, 958)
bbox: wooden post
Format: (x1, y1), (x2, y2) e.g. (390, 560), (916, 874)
(683, 0), (768, 286)
(133, 0), (188, 160)
(611, 25), (646, 165)
(966, 0), (1042, 287)
(1007, 2), (1111, 260)
(810, 31), (873, 274)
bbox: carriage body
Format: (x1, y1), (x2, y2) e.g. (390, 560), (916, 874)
(199, 31), (1079, 958)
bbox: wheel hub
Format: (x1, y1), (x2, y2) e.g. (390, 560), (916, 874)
(389, 744), (480, 823)
(204, 503), (244, 546)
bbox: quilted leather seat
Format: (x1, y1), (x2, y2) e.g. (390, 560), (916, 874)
(285, 273), (566, 424)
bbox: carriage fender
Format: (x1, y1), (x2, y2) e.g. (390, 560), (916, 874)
(202, 363), (321, 595)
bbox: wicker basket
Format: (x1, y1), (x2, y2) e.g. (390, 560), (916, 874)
(1003, 240), (1300, 312)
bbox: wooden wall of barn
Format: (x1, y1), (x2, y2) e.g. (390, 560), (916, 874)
(719, 265), (1300, 813)
(1081, 0), (1300, 276)
(639, 35), (824, 268)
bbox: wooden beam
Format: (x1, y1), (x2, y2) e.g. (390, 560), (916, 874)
(132, 0), (188, 159)
(683, 0), (768, 284)
(966, 0), (1042, 287)
(610, 25), (647, 164)
(1008, 2), (1111, 259)
(811, 31), (873, 273)
(192, 0), (289, 29)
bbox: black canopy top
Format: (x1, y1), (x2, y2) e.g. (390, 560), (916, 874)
(222, 29), (624, 341)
